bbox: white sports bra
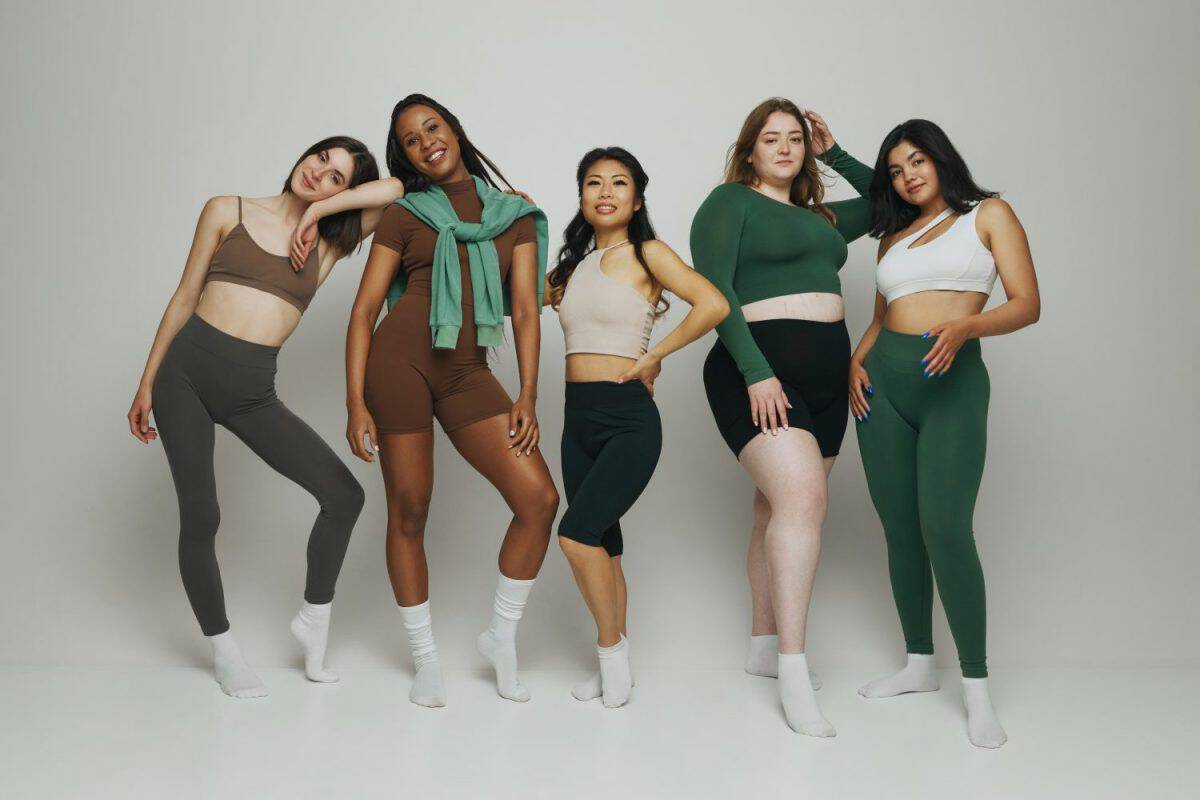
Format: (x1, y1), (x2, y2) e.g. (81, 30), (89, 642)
(876, 204), (997, 304)
(558, 242), (656, 359)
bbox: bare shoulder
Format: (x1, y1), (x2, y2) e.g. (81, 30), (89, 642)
(195, 195), (239, 235)
(976, 196), (1017, 225)
(641, 238), (683, 265)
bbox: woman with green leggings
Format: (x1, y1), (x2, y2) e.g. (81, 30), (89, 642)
(850, 119), (1040, 748)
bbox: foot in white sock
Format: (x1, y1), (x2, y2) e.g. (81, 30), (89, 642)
(410, 661), (447, 708)
(778, 653), (834, 737)
(398, 601), (446, 708)
(289, 601), (338, 683)
(963, 677), (1007, 748)
(858, 653), (939, 698)
(572, 641), (634, 701)
(477, 573), (534, 703)
(598, 636), (632, 708)
(209, 631), (268, 699)
(744, 635), (821, 689)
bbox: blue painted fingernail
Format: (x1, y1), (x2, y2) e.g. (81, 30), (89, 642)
(920, 358), (927, 365)
(922, 332), (929, 339)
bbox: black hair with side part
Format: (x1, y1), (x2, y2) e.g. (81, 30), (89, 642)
(868, 119), (997, 239)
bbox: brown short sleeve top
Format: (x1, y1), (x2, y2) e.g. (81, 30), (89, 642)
(372, 178), (536, 307)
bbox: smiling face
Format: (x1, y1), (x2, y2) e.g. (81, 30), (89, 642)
(580, 158), (641, 230)
(887, 140), (941, 207)
(749, 110), (806, 185)
(288, 147), (355, 202)
(395, 104), (464, 183)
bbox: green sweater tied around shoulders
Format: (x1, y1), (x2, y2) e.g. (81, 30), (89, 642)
(385, 176), (548, 349)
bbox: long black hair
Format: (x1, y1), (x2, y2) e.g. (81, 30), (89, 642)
(281, 136), (379, 258)
(385, 93), (512, 193)
(868, 119), (997, 239)
(548, 147), (668, 316)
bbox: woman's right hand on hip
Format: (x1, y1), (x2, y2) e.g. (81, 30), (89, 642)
(747, 376), (790, 436)
(347, 404), (380, 462)
(127, 386), (156, 443)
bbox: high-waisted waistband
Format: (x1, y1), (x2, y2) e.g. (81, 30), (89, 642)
(177, 314), (280, 370)
(873, 327), (982, 367)
(565, 380), (653, 408)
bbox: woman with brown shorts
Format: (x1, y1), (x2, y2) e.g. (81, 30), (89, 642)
(345, 94), (558, 708)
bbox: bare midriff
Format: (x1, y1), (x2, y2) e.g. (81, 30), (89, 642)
(883, 290), (989, 335)
(740, 292), (845, 323)
(565, 353), (638, 383)
(195, 282), (303, 347)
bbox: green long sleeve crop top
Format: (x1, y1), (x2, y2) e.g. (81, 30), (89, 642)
(689, 144), (874, 385)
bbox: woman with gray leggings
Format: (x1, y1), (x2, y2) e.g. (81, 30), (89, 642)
(128, 136), (403, 698)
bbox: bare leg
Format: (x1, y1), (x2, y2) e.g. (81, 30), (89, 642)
(739, 431), (835, 736)
(560, 539), (622, 646)
(378, 432), (435, 606)
(446, 414), (559, 579)
(447, 413), (558, 702)
(571, 556), (634, 702)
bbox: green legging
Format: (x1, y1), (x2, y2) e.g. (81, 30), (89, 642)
(855, 328), (990, 678)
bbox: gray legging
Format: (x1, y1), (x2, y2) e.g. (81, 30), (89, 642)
(152, 314), (364, 636)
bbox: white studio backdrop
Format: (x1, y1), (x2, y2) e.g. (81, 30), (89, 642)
(1, 0), (1196, 673)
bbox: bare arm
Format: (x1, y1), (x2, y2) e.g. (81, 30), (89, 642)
(615, 241), (728, 392)
(920, 198), (1041, 374)
(965, 198), (1041, 336)
(127, 196), (232, 442)
(344, 242), (400, 462)
(291, 177), (406, 270)
(507, 241), (542, 456)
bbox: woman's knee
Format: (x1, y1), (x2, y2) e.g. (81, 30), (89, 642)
(761, 483), (827, 525)
(515, 481), (559, 525)
(387, 493), (430, 539)
(558, 533), (600, 562)
(179, 499), (220, 542)
(321, 473), (365, 520)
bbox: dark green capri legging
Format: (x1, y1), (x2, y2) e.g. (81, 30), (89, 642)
(855, 328), (991, 678)
(558, 381), (662, 557)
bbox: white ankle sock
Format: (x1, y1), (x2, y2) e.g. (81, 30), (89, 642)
(572, 640), (634, 701)
(778, 653), (834, 737)
(476, 573), (534, 702)
(598, 636), (632, 708)
(858, 653), (940, 698)
(208, 630), (268, 699)
(398, 601), (445, 708)
(289, 601), (338, 683)
(963, 677), (1007, 748)
(744, 635), (821, 689)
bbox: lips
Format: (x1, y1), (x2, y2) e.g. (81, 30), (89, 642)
(425, 149), (446, 165)
(595, 203), (616, 214)
(907, 183), (925, 195)
(301, 172), (314, 190)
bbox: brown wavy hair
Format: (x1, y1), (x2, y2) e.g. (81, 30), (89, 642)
(724, 97), (835, 226)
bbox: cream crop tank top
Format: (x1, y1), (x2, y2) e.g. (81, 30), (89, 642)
(876, 204), (997, 304)
(558, 241), (656, 359)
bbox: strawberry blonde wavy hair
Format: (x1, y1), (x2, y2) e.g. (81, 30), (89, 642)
(724, 97), (835, 226)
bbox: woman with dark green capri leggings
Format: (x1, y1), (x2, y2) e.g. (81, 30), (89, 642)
(546, 147), (727, 707)
(128, 137), (405, 698)
(851, 120), (1040, 748)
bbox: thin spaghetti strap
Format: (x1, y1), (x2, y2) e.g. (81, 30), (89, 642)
(237, 196), (242, 224)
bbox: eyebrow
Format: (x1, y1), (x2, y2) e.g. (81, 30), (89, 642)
(760, 129), (804, 136)
(585, 172), (631, 180)
(887, 150), (923, 169)
(400, 115), (438, 140)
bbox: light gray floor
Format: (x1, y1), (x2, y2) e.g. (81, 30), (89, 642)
(2, 667), (1194, 798)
